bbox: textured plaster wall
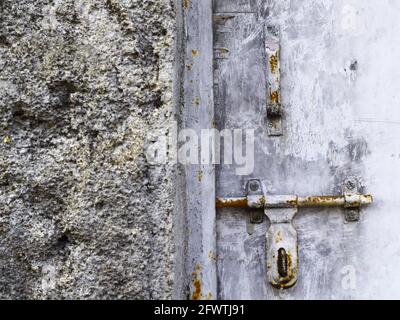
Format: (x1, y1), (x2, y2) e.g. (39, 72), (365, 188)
(0, 0), (175, 299)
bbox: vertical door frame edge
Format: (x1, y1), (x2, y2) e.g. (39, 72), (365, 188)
(173, 0), (217, 300)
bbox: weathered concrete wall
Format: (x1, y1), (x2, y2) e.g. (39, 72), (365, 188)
(0, 0), (175, 299)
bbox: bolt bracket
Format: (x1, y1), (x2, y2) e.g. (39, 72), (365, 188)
(247, 179), (264, 224)
(342, 177), (362, 222)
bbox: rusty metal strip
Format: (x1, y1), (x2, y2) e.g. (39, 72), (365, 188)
(216, 194), (373, 208)
(265, 25), (282, 136)
(216, 197), (248, 208)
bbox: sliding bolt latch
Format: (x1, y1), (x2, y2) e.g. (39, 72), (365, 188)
(216, 178), (373, 289)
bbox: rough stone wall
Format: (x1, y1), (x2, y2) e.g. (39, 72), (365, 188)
(0, 0), (175, 299)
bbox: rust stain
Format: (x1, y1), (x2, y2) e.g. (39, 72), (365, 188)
(183, 0), (189, 9)
(269, 52), (279, 74)
(192, 279), (202, 300)
(257, 196), (266, 207)
(269, 90), (280, 105)
(281, 251), (293, 284)
(191, 264), (203, 300)
(286, 199), (298, 206)
(364, 194), (373, 204)
(191, 49), (198, 57)
(288, 195), (371, 208)
(216, 197), (247, 208)
(299, 195), (342, 207)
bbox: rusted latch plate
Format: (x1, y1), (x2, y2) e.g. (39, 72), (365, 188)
(216, 178), (373, 289)
(265, 25), (282, 136)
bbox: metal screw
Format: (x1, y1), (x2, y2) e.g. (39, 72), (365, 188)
(249, 180), (260, 192)
(345, 179), (356, 190)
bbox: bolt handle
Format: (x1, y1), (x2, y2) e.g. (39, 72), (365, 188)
(265, 207), (298, 289)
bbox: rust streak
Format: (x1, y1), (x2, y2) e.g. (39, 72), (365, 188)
(216, 197), (247, 208)
(269, 90), (280, 105)
(269, 52), (279, 74)
(298, 195), (344, 207)
(192, 279), (202, 300)
(191, 264), (202, 300)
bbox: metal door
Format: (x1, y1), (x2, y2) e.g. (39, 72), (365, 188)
(211, 0), (400, 299)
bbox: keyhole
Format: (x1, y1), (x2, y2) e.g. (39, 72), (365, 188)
(277, 248), (288, 277)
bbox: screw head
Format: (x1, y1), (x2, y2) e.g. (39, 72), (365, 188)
(345, 179), (357, 190)
(249, 180), (260, 192)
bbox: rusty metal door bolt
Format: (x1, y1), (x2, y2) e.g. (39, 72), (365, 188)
(265, 25), (283, 136)
(216, 178), (373, 289)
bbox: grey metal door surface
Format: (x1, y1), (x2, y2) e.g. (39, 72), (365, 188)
(212, 0), (400, 299)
